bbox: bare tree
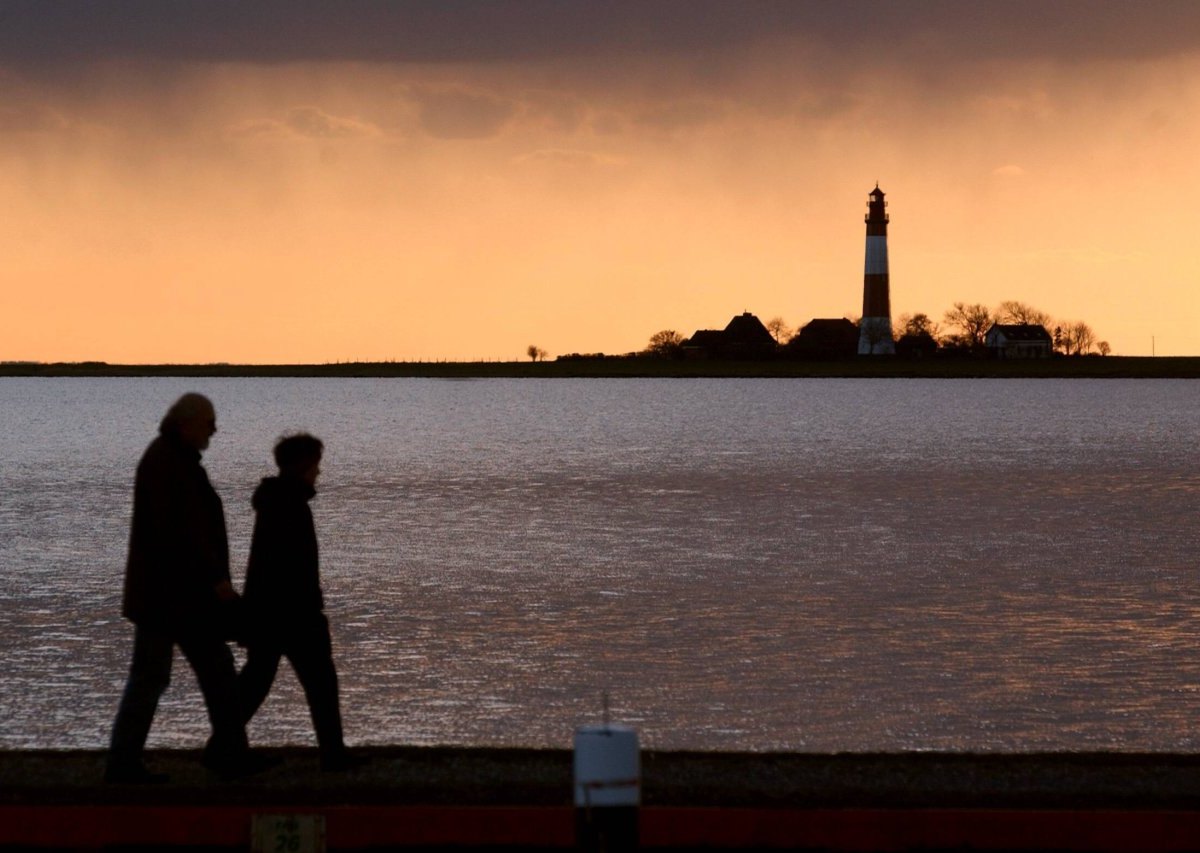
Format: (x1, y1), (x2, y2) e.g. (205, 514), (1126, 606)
(765, 317), (792, 344)
(943, 302), (993, 348)
(526, 345), (548, 362)
(645, 329), (685, 358)
(1097, 340), (1111, 356)
(995, 300), (1051, 327)
(1061, 321), (1096, 356)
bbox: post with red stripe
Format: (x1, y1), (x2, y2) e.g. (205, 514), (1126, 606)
(574, 714), (640, 852)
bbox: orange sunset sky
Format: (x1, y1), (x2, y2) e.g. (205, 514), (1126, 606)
(2, 1), (1199, 362)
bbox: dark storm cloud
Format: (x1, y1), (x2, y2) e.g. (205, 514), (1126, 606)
(1, 1), (1199, 69)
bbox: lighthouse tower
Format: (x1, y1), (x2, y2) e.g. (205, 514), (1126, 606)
(858, 184), (895, 355)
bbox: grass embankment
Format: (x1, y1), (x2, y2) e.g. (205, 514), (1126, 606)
(2, 356), (1199, 379)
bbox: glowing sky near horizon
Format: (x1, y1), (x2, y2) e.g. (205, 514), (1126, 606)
(2, 1), (1199, 362)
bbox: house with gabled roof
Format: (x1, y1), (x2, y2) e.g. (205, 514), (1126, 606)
(789, 318), (859, 358)
(984, 323), (1053, 359)
(683, 312), (777, 358)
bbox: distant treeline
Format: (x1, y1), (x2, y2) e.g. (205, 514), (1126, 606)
(5, 357), (1200, 380)
(636, 300), (1108, 361)
(897, 300), (1107, 357)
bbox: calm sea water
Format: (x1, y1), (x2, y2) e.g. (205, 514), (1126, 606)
(1, 376), (1199, 752)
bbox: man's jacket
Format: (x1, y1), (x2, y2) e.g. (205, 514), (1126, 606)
(122, 432), (231, 633)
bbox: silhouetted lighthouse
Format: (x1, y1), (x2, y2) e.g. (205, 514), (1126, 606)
(858, 184), (895, 355)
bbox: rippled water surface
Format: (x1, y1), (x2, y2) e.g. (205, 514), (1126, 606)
(2, 377), (1199, 751)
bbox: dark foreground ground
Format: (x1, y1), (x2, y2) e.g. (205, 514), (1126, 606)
(7, 747), (1200, 809)
(6, 748), (1200, 851)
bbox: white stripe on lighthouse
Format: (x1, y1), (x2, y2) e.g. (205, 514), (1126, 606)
(858, 317), (895, 354)
(864, 236), (889, 276)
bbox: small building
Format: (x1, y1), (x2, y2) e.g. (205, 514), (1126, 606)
(683, 330), (728, 352)
(788, 318), (859, 359)
(984, 323), (1053, 359)
(683, 312), (777, 359)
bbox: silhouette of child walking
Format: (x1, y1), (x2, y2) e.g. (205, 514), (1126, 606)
(238, 434), (362, 771)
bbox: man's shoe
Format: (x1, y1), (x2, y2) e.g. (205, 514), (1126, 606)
(104, 763), (169, 785)
(321, 751), (370, 773)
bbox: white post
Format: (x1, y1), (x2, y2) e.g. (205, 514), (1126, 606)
(574, 724), (640, 851)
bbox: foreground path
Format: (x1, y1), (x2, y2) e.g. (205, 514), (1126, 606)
(5, 748), (1200, 850)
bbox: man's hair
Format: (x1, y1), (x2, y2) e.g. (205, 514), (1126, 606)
(274, 433), (324, 470)
(159, 392), (214, 435)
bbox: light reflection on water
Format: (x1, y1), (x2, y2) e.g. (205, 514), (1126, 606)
(1, 377), (1199, 751)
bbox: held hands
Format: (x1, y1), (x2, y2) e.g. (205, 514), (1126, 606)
(213, 580), (247, 644)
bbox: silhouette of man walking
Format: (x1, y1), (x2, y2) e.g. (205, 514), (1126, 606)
(106, 393), (271, 783)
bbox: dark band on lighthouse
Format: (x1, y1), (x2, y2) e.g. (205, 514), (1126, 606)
(859, 184), (895, 355)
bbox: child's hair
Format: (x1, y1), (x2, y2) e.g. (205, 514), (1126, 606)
(274, 433), (324, 470)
